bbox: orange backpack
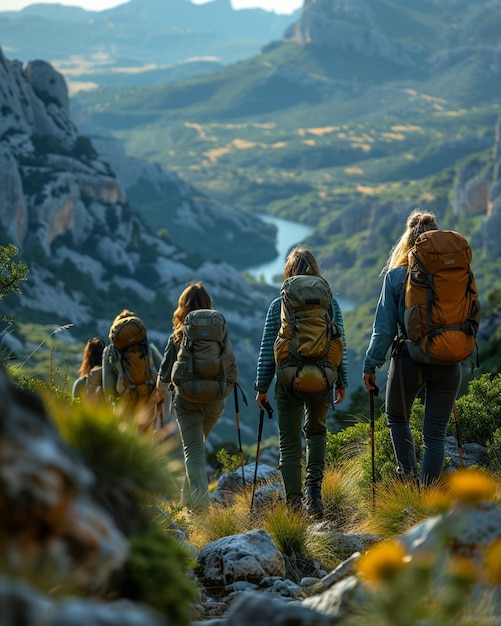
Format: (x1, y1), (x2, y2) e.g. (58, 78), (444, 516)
(403, 230), (480, 365)
(109, 316), (156, 398)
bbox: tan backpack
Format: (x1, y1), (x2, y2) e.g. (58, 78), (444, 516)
(274, 275), (343, 392)
(109, 316), (156, 399)
(403, 230), (480, 364)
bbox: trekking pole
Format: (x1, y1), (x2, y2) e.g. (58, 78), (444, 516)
(453, 401), (463, 468)
(250, 400), (273, 512)
(234, 383), (248, 490)
(369, 384), (380, 509)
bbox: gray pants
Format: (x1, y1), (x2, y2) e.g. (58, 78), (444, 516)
(385, 351), (461, 486)
(174, 394), (224, 509)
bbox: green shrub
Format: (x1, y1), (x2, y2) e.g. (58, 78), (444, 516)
(453, 373), (501, 446)
(120, 523), (197, 626)
(326, 421), (370, 468)
(327, 401), (424, 485)
(487, 428), (501, 471)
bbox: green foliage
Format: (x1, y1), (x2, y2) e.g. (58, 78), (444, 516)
(327, 401), (424, 486)
(486, 288), (501, 312)
(51, 400), (180, 533)
(215, 447), (243, 475)
(7, 322), (76, 387)
(478, 325), (501, 375)
(326, 421), (371, 468)
(264, 503), (308, 552)
(0, 244), (28, 317)
(454, 373), (501, 447)
(119, 523), (197, 626)
(487, 428), (501, 472)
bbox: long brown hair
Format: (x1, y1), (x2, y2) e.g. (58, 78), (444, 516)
(283, 245), (322, 279)
(78, 337), (105, 377)
(385, 209), (438, 272)
(172, 281), (213, 345)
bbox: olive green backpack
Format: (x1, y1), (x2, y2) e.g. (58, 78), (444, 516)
(172, 309), (238, 403)
(274, 275), (343, 392)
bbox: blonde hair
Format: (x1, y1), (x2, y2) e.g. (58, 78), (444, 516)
(384, 209), (438, 273)
(172, 281), (213, 345)
(283, 245), (322, 279)
(78, 337), (105, 377)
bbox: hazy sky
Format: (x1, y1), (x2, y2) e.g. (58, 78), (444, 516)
(0, 0), (303, 14)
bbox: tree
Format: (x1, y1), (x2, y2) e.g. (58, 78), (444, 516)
(0, 243), (28, 310)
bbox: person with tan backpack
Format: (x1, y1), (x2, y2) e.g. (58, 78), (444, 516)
(254, 245), (348, 518)
(363, 209), (480, 487)
(102, 309), (164, 432)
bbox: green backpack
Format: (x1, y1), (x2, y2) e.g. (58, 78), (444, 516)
(172, 309), (238, 403)
(274, 275), (343, 392)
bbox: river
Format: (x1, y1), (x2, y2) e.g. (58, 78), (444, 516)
(247, 214), (354, 311)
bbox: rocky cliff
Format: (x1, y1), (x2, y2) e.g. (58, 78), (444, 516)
(0, 47), (272, 438)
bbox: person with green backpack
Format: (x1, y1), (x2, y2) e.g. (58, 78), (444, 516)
(254, 245), (348, 518)
(362, 209), (480, 487)
(156, 281), (238, 510)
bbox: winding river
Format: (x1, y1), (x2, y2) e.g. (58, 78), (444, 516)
(247, 214), (354, 311)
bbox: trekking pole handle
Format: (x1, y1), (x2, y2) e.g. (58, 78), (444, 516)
(369, 383), (380, 405)
(261, 400), (274, 419)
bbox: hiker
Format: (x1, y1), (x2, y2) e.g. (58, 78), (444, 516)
(157, 282), (237, 510)
(102, 309), (164, 432)
(72, 336), (105, 403)
(362, 209), (478, 487)
(254, 245), (348, 518)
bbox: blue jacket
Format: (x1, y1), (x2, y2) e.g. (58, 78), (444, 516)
(254, 295), (349, 393)
(363, 266), (406, 374)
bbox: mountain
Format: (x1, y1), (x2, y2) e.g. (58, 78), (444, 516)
(0, 0), (299, 92)
(0, 45), (281, 443)
(74, 0), (501, 311)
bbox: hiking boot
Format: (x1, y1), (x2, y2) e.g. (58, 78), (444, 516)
(304, 495), (324, 519)
(304, 484), (324, 519)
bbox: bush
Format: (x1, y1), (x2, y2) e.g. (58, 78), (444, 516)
(487, 428), (501, 471)
(119, 524), (197, 625)
(326, 401), (424, 485)
(453, 373), (501, 447)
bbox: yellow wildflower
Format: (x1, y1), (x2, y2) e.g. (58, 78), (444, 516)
(484, 538), (501, 586)
(446, 469), (497, 506)
(357, 539), (407, 587)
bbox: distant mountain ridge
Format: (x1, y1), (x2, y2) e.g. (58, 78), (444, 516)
(0, 0), (300, 91)
(73, 0), (501, 317)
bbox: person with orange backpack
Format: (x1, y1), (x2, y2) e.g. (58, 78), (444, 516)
(363, 209), (480, 487)
(72, 336), (106, 403)
(102, 309), (164, 432)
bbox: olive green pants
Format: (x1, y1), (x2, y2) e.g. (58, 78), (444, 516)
(174, 394), (224, 509)
(274, 383), (331, 503)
